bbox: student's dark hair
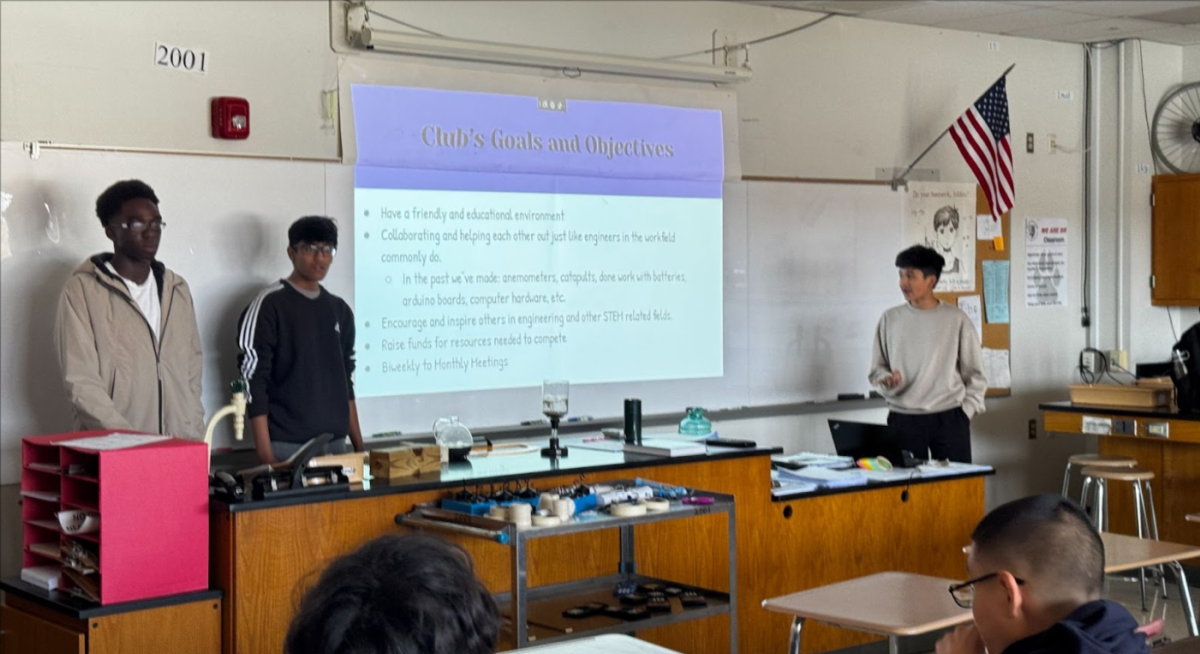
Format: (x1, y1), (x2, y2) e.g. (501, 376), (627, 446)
(933, 206), (960, 230)
(895, 245), (945, 281)
(288, 216), (339, 248)
(284, 533), (499, 654)
(972, 494), (1104, 598)
(95, 180), (159, 226)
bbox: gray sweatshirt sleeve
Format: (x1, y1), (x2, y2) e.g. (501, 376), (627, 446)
(957, 317), (988, 419)
(869, 314), (898, 396)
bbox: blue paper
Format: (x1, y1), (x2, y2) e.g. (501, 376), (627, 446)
(983, 260), (1010, 324)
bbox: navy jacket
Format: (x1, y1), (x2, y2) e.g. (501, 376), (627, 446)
(1004, 600), (1148, 654)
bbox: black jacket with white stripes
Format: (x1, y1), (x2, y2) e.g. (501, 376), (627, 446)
(237, 281), (356, 444)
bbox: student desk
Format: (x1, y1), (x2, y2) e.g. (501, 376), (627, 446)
(210, 437), (989, 654)
(761, 572), (971, 654)
(1101, 532), (1200, 636)
(1040, 402), (1200, 546)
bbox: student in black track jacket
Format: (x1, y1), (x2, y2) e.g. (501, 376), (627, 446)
(237, 216), (364, 464)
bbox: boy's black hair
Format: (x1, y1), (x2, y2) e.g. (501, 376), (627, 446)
(95, 180), (159, 227)
(284, 533), (500, 654)
(932, 206), (960, 230)
(972, 494), (1105, 597)
(895, 245), (945, 281)
(288, 216), (338, 248)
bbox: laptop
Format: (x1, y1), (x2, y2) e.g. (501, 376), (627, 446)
(828, 420), (916, 468)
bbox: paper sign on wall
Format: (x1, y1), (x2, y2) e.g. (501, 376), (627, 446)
(982, 348), (1011, 388)
(977, 213), (1002, 240)
(958, 295), (983, 339)
(982, 260), (1010, 324)
(904, 182), (976, 292)
(1025, 218), (1068, 308)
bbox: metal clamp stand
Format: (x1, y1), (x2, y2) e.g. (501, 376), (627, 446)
(540, 417), (569, 458)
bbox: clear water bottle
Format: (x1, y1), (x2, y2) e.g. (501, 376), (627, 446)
(678, 407), (712, 436)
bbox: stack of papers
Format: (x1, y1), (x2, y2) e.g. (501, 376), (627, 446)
(20, 564), (59, 590)
(775, 466), (866, 489)
(770, 470), (818, 498)
(772, 452), (855, 469)
(916, 462), (994, 478)
(860, 469), (919, 483)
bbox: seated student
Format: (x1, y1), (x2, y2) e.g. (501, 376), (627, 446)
(285, 533), (500, 654)
(937, 494), (1147, 654)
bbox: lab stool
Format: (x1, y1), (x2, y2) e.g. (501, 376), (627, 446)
(1061, 454), (1136, 500)
(1079, 465), (1164, 610)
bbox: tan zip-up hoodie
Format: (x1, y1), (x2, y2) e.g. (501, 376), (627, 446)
(54, 254), (205, 440)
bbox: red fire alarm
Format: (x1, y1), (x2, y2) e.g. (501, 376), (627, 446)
(210, 97), (250, 139)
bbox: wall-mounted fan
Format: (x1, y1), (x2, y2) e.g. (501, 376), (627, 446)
(1152, 82), (1200, 174)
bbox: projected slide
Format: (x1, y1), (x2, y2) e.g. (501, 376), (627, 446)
(351, 85), (723, 397)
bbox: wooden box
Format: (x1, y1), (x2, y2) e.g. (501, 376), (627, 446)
(1069, 383), (1171, 408)
(310, 452), (367, 484)
(369, 444), (443, 479)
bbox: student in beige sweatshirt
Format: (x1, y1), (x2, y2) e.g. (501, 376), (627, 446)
(869, 245), (987, 463)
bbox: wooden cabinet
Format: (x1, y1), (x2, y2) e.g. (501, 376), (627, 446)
(1151, 173), (1200, 306)
(0, 588), (221, 654)
(0, 601), (85, 654)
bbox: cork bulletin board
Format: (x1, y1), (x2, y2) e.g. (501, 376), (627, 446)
(930, 187), (1011, 398)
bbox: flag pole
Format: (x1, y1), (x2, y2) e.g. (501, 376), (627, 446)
(890, 63), (1016, 190)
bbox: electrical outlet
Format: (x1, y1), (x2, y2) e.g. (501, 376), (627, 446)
(1114, 419), (1137, 436)
(1082, 350), (1098, 374)
(1028, 419), (1037, 440)
(1048, 133), (1057, 154)
(1107, 349), (1128, 371)
(1026, 133), (1034, 153)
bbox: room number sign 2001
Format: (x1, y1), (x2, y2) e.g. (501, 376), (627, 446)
(154, 42), (208, 74)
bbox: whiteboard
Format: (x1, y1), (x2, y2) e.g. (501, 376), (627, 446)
(0, 145), (904, 482)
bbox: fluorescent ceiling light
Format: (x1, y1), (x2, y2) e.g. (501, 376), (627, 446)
(355, 27), (752, 84)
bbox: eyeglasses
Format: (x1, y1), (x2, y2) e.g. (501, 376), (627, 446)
(948, 572), (1025, 608)
(296, 243), (337, 257)
(119, 220), (166, 232)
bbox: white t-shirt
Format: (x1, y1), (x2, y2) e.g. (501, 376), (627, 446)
(106, 262), (161, 343)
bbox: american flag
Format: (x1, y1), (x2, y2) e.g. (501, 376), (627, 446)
(950, 76), (1013, 222)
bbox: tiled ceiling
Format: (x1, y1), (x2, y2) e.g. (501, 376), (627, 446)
(741, 1), (1200, 45)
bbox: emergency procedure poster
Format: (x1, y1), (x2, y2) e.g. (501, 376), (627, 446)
(1025, 218), (1068, 308)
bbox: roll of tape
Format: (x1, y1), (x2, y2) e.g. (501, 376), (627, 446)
(531, 515), (562, 527)
(508, 503), (533, 522)
(610, 503), (648, 517)
(553, 498), (574, 520)
(644, 498), (670, 513)
(488, 505), (509, 520)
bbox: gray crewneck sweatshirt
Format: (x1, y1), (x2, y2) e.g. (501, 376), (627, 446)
(869, 300), (988, 418)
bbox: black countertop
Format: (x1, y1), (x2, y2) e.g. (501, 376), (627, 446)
(214, 434), (782, 513)
(0, 578), (221, 619)
(1039, 401), (1200, 421)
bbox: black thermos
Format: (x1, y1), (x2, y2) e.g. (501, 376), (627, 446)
(623, 399), (642, 445)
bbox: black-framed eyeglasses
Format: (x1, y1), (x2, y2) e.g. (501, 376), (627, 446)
(948, 572), (1025, 608)
(295, 243), (336, 257)
(119, 220), (166, 233)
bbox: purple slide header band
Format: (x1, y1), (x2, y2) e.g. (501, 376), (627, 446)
(355, 166), (722, 199)
(352, 85), (724, 182)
